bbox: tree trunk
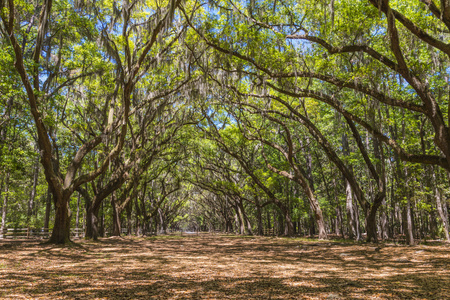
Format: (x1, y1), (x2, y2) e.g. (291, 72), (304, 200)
(85, 204), (101, 240)
(234, 205), (243, 234)
(141, 193), (149, 235)
(111, 193), (121, 236)
(444, 200), (450, 237)
(366, 209), (378, 243)
(28, 152), (40, 222)
(256, 204), (263, 235)
(276, 212), (282, 236)
(345, 180), (357, 239)
(0, 172), (10, 238)
(99, 202), (105, 237)
(303, 140), (326, 239)
(237, 201), (253, 235)
(226, 217), (233, 233)
(159, 208), (167, 234)
(435, 181), (450, 241)
(366, 192), (385, 243)
(135, 193), (141, 236)
(379, 199), (389, 240)
(284, 209), (295, 236)
(334, 206), (340, 236)
(354, 201), (362, 240)
(429, 206), (437, 239)
(49, 195), (72, 244)
(405, 196), (415, 245)
(126, 200), (132, 235)
(44, 186), (52, 233)
(75, 192), (81, 238)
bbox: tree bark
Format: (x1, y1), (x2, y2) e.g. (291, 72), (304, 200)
(44, 186), (52, 233)
(111, 192), (121, 236)
(266, 210), (271, 234)
(237, 200), (253, 235)
(345, 180), (358, 239)
(234, 205), (244, 234)
(28, 152), (40, 222)
(0, 172), (10, 238)
(0, 0), (178, 244)
(85, 203), (102, 240)
(49, 195), (71, 244)
(126, 200), (132, 235)
(159, 208), (167, 234)
(135, 189), (143, 236)
(405, 195), (415, 245)
(434, 173), (450, 241)
(142, 194), (150, 235)
(256, 204), (263, 235)
(75, 192), (81, 237)
(284, 209), (295, 236)
(379, 198), (389, 240)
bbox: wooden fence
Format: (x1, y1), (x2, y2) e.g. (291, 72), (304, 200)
(263, 228), (275, 236)
(0, 228), (85, 239)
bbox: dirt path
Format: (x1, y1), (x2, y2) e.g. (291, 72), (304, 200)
(0, 235), (449, 299)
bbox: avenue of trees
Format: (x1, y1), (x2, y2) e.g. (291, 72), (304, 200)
(1, 0), (450, 244)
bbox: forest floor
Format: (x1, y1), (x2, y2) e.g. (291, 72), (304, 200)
(0, 234), (449, 299)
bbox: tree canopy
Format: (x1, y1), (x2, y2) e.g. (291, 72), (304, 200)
(1, 0), (450, 244)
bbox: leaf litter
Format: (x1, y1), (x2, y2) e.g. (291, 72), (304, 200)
(0, 235), (449, 299)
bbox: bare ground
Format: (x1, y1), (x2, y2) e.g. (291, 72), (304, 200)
(0, 234), (449, 299)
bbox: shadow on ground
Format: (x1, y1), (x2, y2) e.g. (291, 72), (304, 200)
(0, 235), (449, 299)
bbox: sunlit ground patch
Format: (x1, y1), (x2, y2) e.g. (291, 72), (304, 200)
(0, 235), (449, 299)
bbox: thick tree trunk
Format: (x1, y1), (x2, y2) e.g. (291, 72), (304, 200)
(237, 201), (253, 235)
(85, 204), (101, 240)
(85, 206), (94, 239)
(49, 196), (71, 244)
(284, 209), (295, 236)
(365, 210), (378, 243)
(313, 209), (327, 239)
(366, 192), (385, 243)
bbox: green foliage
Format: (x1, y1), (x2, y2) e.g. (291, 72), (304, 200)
(1, 0), (449, 242)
